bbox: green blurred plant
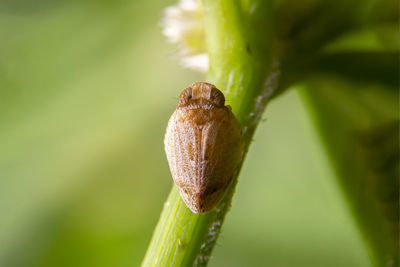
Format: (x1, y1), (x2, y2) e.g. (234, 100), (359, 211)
(143, 0), (398, 266)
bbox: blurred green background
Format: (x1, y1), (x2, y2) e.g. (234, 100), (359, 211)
(0, 0), (372, 266)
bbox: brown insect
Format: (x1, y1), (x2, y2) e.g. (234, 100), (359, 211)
(164, 82), (243, 214)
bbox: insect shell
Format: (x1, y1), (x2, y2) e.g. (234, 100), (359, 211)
(164, 82), (243, 214)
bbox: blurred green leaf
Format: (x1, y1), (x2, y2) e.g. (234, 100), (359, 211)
(312, 52), (398, 87)
(300, 75), (399, 266)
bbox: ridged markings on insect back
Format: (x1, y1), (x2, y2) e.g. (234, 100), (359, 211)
(164, 82), (243, 214)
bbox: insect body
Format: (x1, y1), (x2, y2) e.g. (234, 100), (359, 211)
(164, 82), (243, 214)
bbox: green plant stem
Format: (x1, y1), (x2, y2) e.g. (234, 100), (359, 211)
(142, 1), (279, 266)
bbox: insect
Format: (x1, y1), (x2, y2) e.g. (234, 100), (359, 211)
(164, 82), (243, 214)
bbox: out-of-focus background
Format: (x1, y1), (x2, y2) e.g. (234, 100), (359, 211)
(0, 0), (372, 266)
